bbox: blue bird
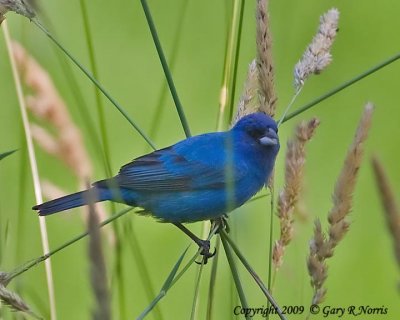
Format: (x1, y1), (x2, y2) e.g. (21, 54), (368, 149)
(33, 112), (279, 259)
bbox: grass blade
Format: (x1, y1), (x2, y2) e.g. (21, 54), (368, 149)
(220, 229), (286, 320)
(0, 149), (17, 161)
(87, 193), (110, 320)
(190, 262), (205, 320)
(140, 0), (191, 138)
(217, 0), (246, 129)
(2, 21), (57, 320)
(281, 52), (400, 123)
(147, 0), (189, 145)
(221, 234), (250, 320)
(371, 156), (400, 268)
(267, 185), (275, 293)
(5, 208), (133, 284)
(137, 223), (220, 319)
(206, 236), (221, 320)
(125, 222), (163, 320)
(137, 246), (190, 320)
(79, 0), (113, 177)
(31, 18), (157, 150)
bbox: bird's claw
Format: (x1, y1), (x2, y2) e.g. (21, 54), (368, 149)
(212, 216), (230, 234)
(195, 240), (216, 265)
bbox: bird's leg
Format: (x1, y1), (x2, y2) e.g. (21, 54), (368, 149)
(211, 215), (230, 234)
(173, 223), (216, 263)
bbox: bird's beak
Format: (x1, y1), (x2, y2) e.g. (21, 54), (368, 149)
(259, 128), (278, 146)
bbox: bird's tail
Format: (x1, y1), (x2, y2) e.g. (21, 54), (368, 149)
(33, 188), (110, 216)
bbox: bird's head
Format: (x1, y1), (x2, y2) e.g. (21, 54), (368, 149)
(233, 112), (279, 149)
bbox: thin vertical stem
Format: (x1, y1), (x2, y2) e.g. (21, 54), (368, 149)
(147, 0), (189, 146)
(2, 21), (57, 320)
(140, 0), (191, 138)
(126, 223), (163, 320)
(190, 263), (205, 320)
(6, 208), (133, 283)
(221, 234), (250, 320)
(227, 0), (245, 123)
(267, 185), (274, 292)
(277, 89), (301, 127)
(79, 0), (113, 177)
(221, 229), (286, 320)
(32, 19), (157, 150)
(216, 0), (246, 129)
(281, 52), (400, 124)
(206, 236), (220, 320)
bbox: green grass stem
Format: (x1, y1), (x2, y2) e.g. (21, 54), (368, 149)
(3, 21), (57, 319)
(216, 0), (245, 130)
(206, 236), (221, 320)
(15, 138), (27, 268)
(4, 208), (133, 284)
(137, 246), (190, 320)
(79, 0), (113, 177)
(0, 149), (17, 161)
(138, 223), (220, 319)
(52, 47), (105, 162)
(32, 18), (157, 150)
(140, 0), (191, 138)
(221, 234), (250, 320)
(190, 261), (205, 320)
(226, 0), (245, 123)
(147, 0), (189, 146)
(281, 52), (400, 124)
(125, 222), (164, 320)
(220, 229), (286, 320)
(267, 185), (275, 292)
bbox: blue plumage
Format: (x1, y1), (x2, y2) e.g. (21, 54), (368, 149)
(33, 113), (279, 224)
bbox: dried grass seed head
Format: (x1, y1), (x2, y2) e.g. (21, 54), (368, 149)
(0, 284), (38, 318)
(307, 103), (374, 306)
(12, 41), (92, 180)
(273, 118), (320, 268)
(0, 0), (35, 20)
(256, 0), (277, 116)
(328, 103), (374, 225)
(294, 8), (339, 91)
(372, 156), (400, 267)
(232, 60), (259, 126)
(278, 118), (320, 218)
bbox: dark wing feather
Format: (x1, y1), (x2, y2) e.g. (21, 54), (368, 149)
(94, 146), (245, 192)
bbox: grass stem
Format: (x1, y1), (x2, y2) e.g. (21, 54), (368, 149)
(281, 52), (400, 123)
(206, 236), (221, 320)
(138, 223), (220, 319)
(147, 0), (189, 146)
(5, 208), (133, 283)
(2, 20), (57, 320)
(217, 0), (245, 129)
(221, 234), (250, 320)
(32, 18), (157, 150)
(140, 0), (191, 138)
(220, 229), (286, 320)
(190, 262), (205, 320)
(267, 184), (275, 306)
(79, 0), (113, 177)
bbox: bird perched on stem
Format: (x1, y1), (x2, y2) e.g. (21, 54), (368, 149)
(33, 112), (279, 260)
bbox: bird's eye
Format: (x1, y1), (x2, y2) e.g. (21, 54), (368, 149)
(248, 128), (264, 139)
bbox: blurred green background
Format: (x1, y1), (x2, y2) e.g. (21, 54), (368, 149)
(0, 0), (399, 319)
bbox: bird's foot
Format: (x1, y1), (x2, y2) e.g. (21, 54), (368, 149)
(212, 216), (230, 234)
(195, 239), (216, 265)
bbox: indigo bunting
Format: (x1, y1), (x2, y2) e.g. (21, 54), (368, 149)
(33, 112), (279, 258)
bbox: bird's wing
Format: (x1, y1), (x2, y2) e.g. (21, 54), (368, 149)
(94, 145), (246, 192)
